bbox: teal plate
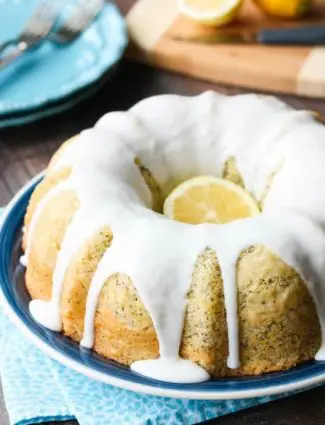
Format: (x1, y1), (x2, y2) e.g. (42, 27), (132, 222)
(0, 0), (127, 116)
(0, 64), (118, 128)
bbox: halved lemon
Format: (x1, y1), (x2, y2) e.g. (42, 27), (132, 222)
(163, 176), (259, 224)
(177, 0), (243, 27)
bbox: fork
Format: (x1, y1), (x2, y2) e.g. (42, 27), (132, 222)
(0, 2), (57, 68)
(0, 0), (104, 70)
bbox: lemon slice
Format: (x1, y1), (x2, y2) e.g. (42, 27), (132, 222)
(163, 176), (259, 224)
(177, 0), (243, 27)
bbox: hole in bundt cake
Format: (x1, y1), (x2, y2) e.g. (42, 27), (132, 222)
(162, 170), (259, 225)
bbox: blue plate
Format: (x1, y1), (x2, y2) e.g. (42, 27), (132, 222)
(1, 175), (325, 400)
(0, 64), (118, 128)
(0, 0), (127, 116)
(0, 83), (100, 128)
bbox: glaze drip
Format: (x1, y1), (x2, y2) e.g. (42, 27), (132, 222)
(24, 92), (325, 383)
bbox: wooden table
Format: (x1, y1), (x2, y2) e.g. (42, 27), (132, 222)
(2, 1), (325, 422)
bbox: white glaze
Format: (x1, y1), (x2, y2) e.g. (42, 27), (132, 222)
(131, 357), (210, 384)
(24, 92), (325, 383)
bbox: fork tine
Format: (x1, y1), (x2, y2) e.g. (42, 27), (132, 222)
(53, 0), (104, 42)
(22, 2), (57, 38)
(24, 3), (54, 29)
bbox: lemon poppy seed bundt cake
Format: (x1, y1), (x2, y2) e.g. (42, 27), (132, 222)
(21, 92), (325, 383)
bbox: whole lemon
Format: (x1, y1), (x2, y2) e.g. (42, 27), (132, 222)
(253, 0), (312, 18)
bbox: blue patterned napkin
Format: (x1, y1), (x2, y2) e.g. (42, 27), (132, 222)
(0, 208), (307, 425)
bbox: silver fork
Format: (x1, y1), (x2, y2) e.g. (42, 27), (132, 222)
(0, 0), (104, 70)
(0, 2), (57, 69)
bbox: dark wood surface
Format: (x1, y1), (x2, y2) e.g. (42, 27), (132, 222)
(2, 1), (325, 423)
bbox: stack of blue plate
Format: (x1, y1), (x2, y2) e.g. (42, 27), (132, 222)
(0, 0), (128, 128)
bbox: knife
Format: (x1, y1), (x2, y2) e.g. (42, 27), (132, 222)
(171, 25), (325, 46)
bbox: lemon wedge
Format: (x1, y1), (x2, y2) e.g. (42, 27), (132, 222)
(163, 176), (259, 224)
(177, 0), (243, 27)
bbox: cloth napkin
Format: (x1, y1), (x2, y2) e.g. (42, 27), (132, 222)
(0, 208), (311, 425)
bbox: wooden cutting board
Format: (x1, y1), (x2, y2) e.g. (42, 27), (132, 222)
(126, 0), (325, 97)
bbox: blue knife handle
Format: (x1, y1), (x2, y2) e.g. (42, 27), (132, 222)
(258, 26), (325, 45)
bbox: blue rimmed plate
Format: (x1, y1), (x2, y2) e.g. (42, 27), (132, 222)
(1, 175), (325, 400)
(0, 63), (119, 128)
(0, 0), (127, 116)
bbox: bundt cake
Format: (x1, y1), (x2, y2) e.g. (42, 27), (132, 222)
(21, 92), (325, 383)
